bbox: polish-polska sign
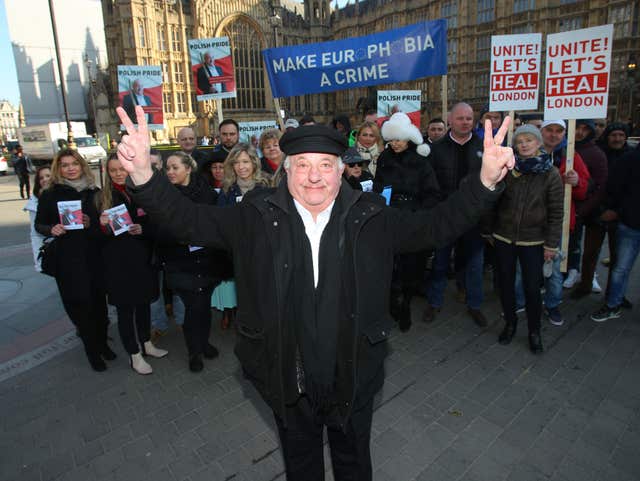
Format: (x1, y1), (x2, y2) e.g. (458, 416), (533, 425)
(262, 20), (447, 98)
(544, 24), (613, 119)
(489, 33), (541, 111)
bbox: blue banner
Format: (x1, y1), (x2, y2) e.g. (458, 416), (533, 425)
(262, 20), (447, 98)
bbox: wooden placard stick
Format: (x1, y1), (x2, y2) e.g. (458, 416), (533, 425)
(273, 98), (285, 130)
(560, 118), (576, 273)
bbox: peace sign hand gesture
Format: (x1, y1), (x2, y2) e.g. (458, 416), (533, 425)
(115, 105), (153, 185)
(480, 116), (515, 190)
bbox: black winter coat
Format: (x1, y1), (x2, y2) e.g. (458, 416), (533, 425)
(34, 183), (103, 302)
(128, 170), (502, 427)
(100, 189), (159, 306)
(155, 174), (222, 293)
(429, 132), (484, 199)
(374, 146), (440, 209)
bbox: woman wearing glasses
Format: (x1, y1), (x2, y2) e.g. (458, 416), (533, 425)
(342, 147), (373, 191)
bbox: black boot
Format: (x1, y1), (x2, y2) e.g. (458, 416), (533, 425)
(528, 331), (544, 354)
(86, 351), (107, 372)
(203, 343), (219, 360)
(389, 288), (405, 323)
(498, 322), (517, 345)
(100, 344), (117, 361)
(189, 354), (204, 372)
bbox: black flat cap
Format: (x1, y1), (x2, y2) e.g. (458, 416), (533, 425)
(279, 124), (349, 156)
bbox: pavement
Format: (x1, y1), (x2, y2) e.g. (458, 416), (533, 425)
(1, 171), (639, 481)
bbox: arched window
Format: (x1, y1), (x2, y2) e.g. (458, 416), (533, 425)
(220, 17), (266, 110)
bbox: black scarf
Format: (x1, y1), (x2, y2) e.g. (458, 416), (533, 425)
(289, 194), (345, 419)
(515, 151), (553, 174)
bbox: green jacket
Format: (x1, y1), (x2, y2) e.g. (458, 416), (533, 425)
(487, 167), (564, 250)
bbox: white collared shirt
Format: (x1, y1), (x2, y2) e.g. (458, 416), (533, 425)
(293, 199), (335, 288)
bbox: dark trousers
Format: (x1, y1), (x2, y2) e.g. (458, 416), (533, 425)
(62, 290), (109, 356)
(275, 396), (374, 481)
(176, 287), (214, 356)
(567, 222), (584, 271)
(576, 221), (617, 294)
(161, 270), (173, 305)
(494, 240), (543, 332)
(115, 303), (151, 354)
(17, 172), (30, 198)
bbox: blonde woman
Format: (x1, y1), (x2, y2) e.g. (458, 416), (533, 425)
(355, 121), (384, 176)
(217, 143), (270, 206)
(34, 149), (114, 372)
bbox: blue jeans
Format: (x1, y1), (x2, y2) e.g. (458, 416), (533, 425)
(544, 252), (563, 309)
(606, 223), (640, 308)
(427, 228), (485, 309)
(151, 294), (185, 330)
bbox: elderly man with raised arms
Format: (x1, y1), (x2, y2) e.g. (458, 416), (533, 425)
(116, 105), (514, 481)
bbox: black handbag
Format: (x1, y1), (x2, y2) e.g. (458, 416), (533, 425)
(38, 237), (58, 277)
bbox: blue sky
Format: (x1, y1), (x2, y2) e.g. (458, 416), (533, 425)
(0, 0), (20, 107)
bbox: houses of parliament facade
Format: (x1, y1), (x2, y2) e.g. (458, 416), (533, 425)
(101, 0), (639, 140)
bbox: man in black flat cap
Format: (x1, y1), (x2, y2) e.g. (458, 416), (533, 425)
(115, 105), (515, 481)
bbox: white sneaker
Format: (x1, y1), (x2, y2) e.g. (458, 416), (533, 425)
(592, 274), (602, 293)
(130, 353), (153, 375)
(143, 341), (168, 358)
(563, 269), (580, 288)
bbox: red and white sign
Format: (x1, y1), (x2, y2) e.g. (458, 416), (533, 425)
(544, 24), (613, 120)
(489, 33), (541, 112)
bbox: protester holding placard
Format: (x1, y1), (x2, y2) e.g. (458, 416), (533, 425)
(539, 120), (590, 327)
(487, 125), (563, 353)
(570, 119), (609, 298)
(97, 154), (167, 375)
(375, 112), (439, 332)
(35, 149), (114, 372)
(355, 120), (384, 176)
(425, 103), (489, 328)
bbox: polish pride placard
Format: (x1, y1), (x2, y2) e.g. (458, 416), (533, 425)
(544, 24), (613, 119)
(489, 33), (541, 111)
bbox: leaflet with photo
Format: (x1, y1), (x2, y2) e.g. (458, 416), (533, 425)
(105, 204), (133, 236)
(57, 200), (83, 230)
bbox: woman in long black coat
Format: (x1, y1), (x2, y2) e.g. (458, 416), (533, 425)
(159, 152), (222, 372)
(35, 149), (115, 372)
(98, 154), (168, 374)
(374, 113), (441, 332)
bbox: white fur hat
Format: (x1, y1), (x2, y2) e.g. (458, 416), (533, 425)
(381, 112), (430, 157)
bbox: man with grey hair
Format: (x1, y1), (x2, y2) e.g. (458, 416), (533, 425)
(116, 105), (514, 481)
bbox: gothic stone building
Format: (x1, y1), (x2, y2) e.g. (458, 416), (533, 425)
(102, 0), (639, 141)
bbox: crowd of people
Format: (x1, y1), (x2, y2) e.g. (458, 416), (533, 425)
(19, 106), (638, 370)
(12, 99), (637, 480)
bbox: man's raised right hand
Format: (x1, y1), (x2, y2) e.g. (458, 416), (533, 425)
(115, 105), (153, 185)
